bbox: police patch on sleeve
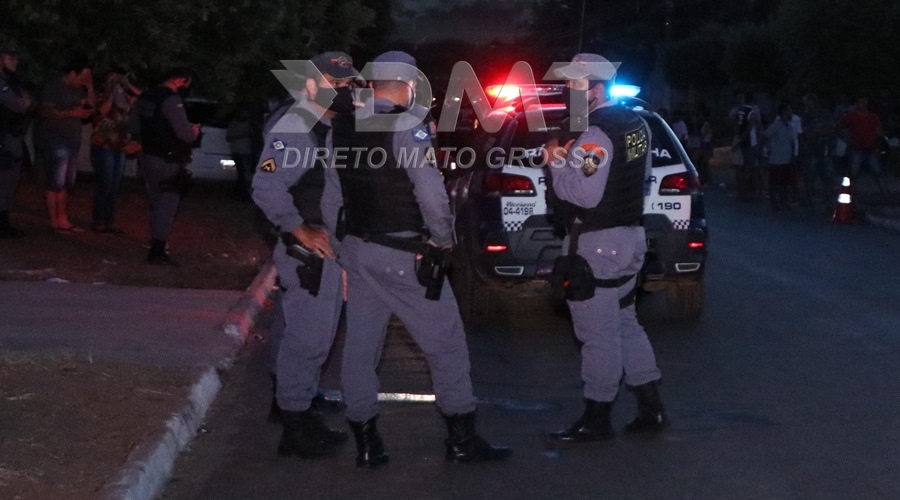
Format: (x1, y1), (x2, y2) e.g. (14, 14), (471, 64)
(579, 143), (609, 177)
(272, 140), (285, 151)
(413, 129), (430, 142)
(260, 158), (277, 173)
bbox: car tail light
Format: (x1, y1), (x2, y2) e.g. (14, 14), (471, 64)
(688, 241), (704, 249)
(659, 172), (702, 195)
(486, 245), (508, 252)
(483, 173), (536, 196)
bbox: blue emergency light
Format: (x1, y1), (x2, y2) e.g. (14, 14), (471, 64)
(609, 84), (641, 98)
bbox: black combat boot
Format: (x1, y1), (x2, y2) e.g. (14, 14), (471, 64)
(549, 399), (614, 442)
(277, 409), (340, 458)
(269, 375), (341, 424)
(0, 211), (24, 238)
(348, 416), (389, 468)
(443, 411), (512, 463)
(147, 239), (178, 266)
(624, 380), (669, 434)
(306, 409), (348, 445)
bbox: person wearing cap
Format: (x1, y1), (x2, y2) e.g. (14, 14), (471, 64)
(324, 50), (511, 468)
(547, 53), (669, 442)
(34, 56), (95, 233)
(0, 42), (35, 238)
(135, 67), (200, 265)
(251, 51), (361, 459)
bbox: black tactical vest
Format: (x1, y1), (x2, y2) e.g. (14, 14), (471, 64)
(558, 105), (648, 231)
(331, 105), (426, 236)
(137, 86), (193, 163)
(289, 114), (330, 227)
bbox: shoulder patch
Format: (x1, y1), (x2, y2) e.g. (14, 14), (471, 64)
(580, 143), (609, 177)
(272, 140), (285, 151)
(260, 158), (277, 173)
(413, 129), (430, 142)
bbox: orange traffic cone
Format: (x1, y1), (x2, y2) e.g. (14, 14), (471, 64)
(832, 176), (854, 223)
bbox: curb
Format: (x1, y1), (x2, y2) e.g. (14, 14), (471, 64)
(99, 260), (278, 500)
(99, 368), (222, 500)
(222, 259), (278, 346)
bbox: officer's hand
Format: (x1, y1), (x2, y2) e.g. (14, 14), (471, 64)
(543, 138), (574, 165)
(73, 107), (93, 119)
(292, 224), (335, 259)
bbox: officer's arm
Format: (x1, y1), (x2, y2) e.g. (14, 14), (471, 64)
(251, 135), (312, 233)
(161, 96), (199, 143)
(395, 128), (454, 248)
(549, 126), (614, 208)
(0, 87), (31, 114)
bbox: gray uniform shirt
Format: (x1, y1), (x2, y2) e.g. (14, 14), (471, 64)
(159, 93), (197, 144)
(323, 97), (453, 248)
(252, 95), (337, 233)
(550, 102), (650, 278)
(0, 72), (32, 158)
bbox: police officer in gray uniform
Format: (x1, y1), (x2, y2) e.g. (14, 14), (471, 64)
(252, 52), (360, 458)
(324, 51), (510, 468)
(0, 42), (34, 238)
(547, 53), (669, 442)
(136, 67), (200, 265)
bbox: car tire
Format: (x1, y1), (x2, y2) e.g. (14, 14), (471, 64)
(449, 259), (491, 327)
(663, 279), (704, 320)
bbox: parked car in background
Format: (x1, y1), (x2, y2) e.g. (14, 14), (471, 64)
(444, 84), (708, 324)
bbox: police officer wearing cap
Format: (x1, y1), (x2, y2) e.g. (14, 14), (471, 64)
(0, 42), (34, 238)
(136, 67), (200, 265)
(252, 51), (360, 459)
(324, 51), (511, 468)
(547, 53), (669, 442)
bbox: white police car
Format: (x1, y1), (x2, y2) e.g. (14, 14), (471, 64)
(445, 85), (707, 323)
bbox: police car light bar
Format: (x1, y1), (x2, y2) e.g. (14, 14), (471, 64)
(609, 84), (641, 98)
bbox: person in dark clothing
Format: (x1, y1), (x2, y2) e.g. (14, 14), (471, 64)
(135, 67), (200, 265)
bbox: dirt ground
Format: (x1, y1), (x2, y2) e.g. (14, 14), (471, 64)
(0, 172), (273, 499)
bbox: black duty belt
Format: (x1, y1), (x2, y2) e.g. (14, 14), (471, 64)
(359, 233), (429, 255)
(570, 223), (638, 309)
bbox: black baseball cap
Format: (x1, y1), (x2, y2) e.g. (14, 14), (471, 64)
(0, 42), (21, 56)
(310, 51), (360, 81)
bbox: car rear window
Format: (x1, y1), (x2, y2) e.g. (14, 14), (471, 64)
(641, 113), (686, 168)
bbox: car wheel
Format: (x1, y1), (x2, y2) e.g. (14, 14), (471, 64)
(663, 279), (704, 320)
(449, 260), (491, 327)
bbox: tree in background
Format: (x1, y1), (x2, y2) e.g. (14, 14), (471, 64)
(0, 0), (376, 103)
(777, 0), (900, 96)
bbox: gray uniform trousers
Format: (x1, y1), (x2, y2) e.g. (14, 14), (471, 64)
(340, 236), (477, 422)
(566, 226), (662, 403)
(140, 154), (182, 241)
(272, 239), (344, 412)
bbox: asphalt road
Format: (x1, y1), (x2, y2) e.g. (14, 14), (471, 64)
(162, 185), (900, 500)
